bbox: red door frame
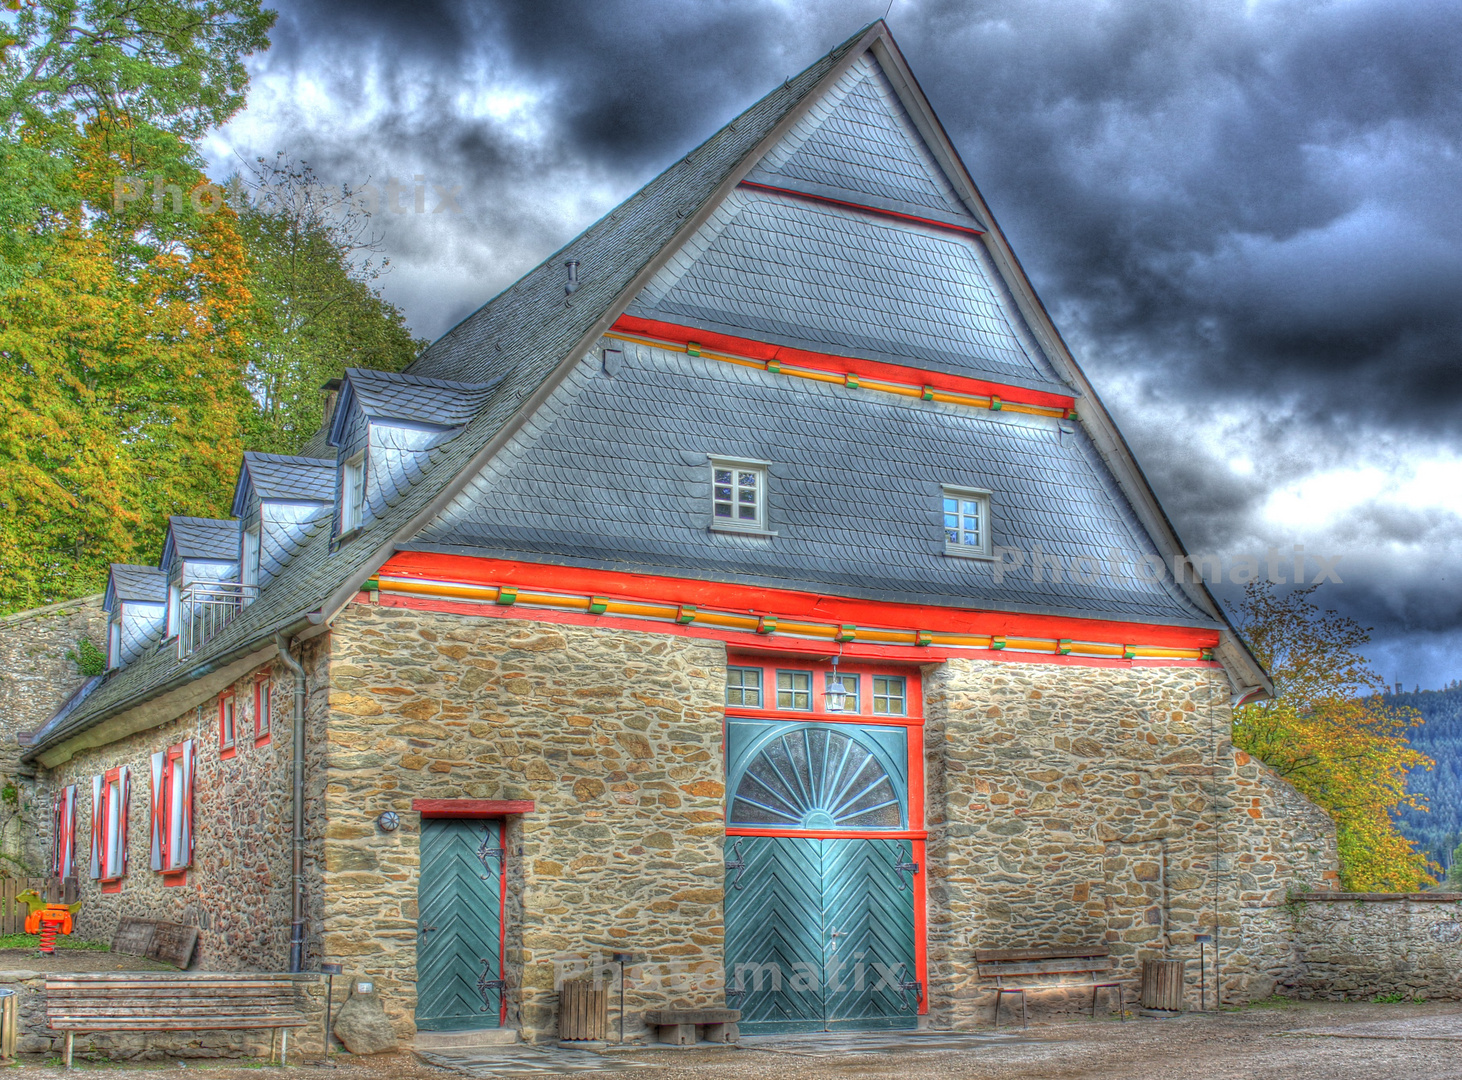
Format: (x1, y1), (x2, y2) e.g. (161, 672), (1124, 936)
(724, 652), (929, 1016)
(412, 800), (534, 1026)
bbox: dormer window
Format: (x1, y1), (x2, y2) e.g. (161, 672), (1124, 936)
(241, 523), (260, 597)
(942, 486), (993, 559)
(710, 458), (768, 533)
(108, 620), (121, 670)
(341, 453), (366, 534)
(167, 583), (180, 639)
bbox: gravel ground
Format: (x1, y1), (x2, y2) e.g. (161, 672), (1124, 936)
(0, 949), (174, 972)
(10, 1001), (1462, 1079)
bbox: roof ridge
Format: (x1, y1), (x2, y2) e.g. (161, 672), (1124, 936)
(345, 367), (494, 392)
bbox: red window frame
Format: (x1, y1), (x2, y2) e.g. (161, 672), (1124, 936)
(51, 785), (77, 879)
(94, 766), (129, 893)
(219, 691), (237, 759)
(151, 740), (194, 885)
(254, 676), (273, 746)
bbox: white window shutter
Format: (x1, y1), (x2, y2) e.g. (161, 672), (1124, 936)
(119, 765), (131, 874)
(90, 774), (103, 878)
(62, 786), (76, 879)
(180, 740), (196, 867)
(150, 751), (165, 871)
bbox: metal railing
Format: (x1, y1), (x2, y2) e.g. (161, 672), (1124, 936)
(178, 582), (258, 659)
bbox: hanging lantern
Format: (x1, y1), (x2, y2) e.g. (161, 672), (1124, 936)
(824, 660), (848, 713)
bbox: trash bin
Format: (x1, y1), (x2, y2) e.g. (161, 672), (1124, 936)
(559, 979), (607, 1041)
(0, 987), (17, 1061)
(1139, 958), (1185, 1012)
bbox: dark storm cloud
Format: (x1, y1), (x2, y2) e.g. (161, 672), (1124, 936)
(214, 0), (1462, 684)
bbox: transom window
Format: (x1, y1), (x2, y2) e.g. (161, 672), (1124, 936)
(711, 459), (767, 532)
(825, 672), (859, 712)
(726, 667), (763, 708)
(776, 670), (813, 710)
(873, 676), (907, 716)
(943, 486), (993, 559)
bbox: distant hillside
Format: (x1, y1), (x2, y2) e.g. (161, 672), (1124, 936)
(1391, 684), (1462, 874)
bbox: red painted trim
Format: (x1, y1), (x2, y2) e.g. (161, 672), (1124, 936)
(411, 799), (535, 818)
(913, 837), (927, 1014)
(725, 828), (929, 840)
(254, 676), (273, 743)
(613, 313), (1076, 411)
(379, 553), (1219, 650)
(372, 591), (1220, 672)
(726, 706), (920, 729)
(218, 692), (237, 757)
(101, 880), (121, 894)
(162, 870), (188, 888)
(738, 180), (985, 237)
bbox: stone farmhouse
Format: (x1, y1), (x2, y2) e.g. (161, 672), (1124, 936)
(13, 21), (1341, 1044)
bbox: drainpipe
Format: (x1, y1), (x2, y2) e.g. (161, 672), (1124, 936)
(277, 632), (308, 973)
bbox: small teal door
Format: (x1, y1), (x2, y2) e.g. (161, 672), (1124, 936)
(725, 837), (917, 1033)
(416, 819), (505, 1031)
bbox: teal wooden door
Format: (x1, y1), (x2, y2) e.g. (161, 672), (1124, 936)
(417, 819), (505, 1031)
(725, 837), (917, 1033)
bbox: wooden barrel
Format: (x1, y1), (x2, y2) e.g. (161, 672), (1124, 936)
(559, 979), (608, 1041)
(1140, 959), (1185, 1011)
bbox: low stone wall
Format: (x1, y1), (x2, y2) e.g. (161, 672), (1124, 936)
(1286, 893), (1462, 1001)
(0, 969), (326, 1060)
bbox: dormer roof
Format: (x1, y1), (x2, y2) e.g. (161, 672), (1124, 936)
(232, 452), (335, 516)
(327, 369), (502, 446)
(161, 516), (239, 568)
(103, 564), (167, 612)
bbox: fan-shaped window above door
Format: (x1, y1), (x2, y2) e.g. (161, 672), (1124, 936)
(727, 721), (908, 831)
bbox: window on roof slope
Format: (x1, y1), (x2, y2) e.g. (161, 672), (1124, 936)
(710, 459), (767, 532)
(942, 486), (993, 559)
(341, 452), (366, 534)
(241, 522), (260, 598)
(108, 619), (121, 670)
(166, 583), (180, 639)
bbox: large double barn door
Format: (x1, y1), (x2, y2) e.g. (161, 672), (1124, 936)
(725, 836), (917, 1033)
(416, 818), (506, 1031)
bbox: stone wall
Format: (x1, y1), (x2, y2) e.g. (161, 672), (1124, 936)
(0, 596), (108, 871)
(323, 601), (727, 1044)
(44, 636), (329, 972)
(923, 657), (1339, 1025)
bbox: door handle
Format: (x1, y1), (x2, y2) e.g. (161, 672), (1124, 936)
(829, 930), (846, 938)
(420, 925), (439, 937)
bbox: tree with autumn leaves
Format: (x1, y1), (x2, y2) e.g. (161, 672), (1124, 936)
(1233, 582), (1435, 890)
(0, 0), (417, 613)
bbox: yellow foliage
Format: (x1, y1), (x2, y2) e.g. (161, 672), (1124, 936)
(1233, 582), (1435, 891)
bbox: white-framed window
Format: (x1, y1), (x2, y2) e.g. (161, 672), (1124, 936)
(108, 619), (122, 670)
(942, 487), (993, 559)
(340, 452), (366, 534)
(166, 581), (180, 639)
(241, 521), (261, 595)
(710, 459), (768, 532)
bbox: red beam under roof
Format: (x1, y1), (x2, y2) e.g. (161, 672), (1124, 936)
(612, 314), (1076, 412)
(738, 179), (985, 235)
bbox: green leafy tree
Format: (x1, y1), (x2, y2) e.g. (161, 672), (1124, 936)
(1233, 582), (1435, 890)
(232, 156), (421, 453)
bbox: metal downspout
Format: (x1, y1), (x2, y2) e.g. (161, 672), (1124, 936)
(276, 632), (308, 973)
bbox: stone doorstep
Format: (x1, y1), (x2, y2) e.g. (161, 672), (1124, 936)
(413, 1029), (521, 1050)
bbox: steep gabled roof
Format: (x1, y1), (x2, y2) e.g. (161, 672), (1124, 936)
(24, 20), (1269, 766)
(23, 22), (879, 765)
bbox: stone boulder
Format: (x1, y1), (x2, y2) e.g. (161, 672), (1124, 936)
(332, 985), (399, 1056)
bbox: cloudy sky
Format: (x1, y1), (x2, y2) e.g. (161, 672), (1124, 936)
(204, 0), (1462, 689)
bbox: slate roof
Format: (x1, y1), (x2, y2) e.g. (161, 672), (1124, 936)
(23, 23), (875, 761)
(626, 187), (1065, 392)
(328, 369), (503, 445)
(103, 565), (167, 610)
(412, 341), (1211, 625)
(164, 517), (239, 563)
(236, 453), (334, 511)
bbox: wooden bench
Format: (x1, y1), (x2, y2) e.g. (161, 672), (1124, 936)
(975, 946), (1125, 1028)
(642, 1008), (740, 1045)
(46, 972), (312, 1068)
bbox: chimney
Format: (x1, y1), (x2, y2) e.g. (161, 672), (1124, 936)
(320, 378), (342, 437)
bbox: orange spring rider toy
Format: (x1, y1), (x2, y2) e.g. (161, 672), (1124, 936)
(24, 904), (74, 953)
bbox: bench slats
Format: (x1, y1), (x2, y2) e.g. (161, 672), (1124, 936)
(45, 973), (307, 1036)
(49, 1019), (309, 1032)
(974, 946), (1110, 963)
(977, 958), (1113, 977)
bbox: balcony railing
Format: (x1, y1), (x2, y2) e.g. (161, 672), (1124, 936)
(178, 582), (259, 659)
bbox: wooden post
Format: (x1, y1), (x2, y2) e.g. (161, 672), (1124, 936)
(63, 1031), (73, 1070)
